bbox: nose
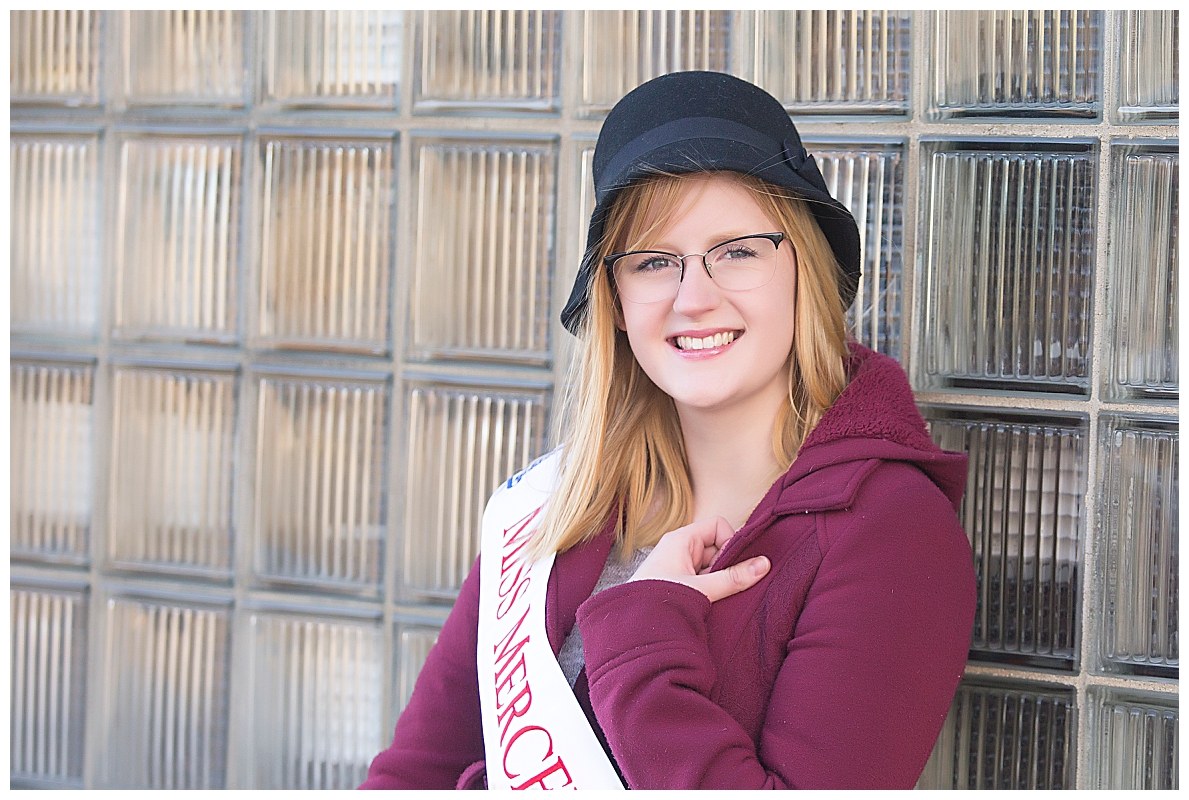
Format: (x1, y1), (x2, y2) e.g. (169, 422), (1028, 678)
(670, 255), (721, 317)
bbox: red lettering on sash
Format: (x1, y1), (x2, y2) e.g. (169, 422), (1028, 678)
(500, 506), (542, 571)
(493, 605), (531, 671)
(512, 756), (575, 790)
(502, 724), (555, 779)
(496, 681), (533, 745)
(497, 573), (531, 620)
(494, 651), (529, 708)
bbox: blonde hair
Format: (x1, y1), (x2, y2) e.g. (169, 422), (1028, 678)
(533, 172), (850, 558)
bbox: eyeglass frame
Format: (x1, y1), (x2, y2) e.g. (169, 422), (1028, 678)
(603, 232), (788, 302)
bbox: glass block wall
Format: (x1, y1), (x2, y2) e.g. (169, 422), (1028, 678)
(9, 10), (1178, 790)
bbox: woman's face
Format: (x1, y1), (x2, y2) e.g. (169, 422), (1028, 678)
(616, 174), (797, 417)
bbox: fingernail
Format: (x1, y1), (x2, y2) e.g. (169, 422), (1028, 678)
(751, 556), (770, 577)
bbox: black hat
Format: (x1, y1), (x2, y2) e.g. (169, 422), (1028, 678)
(561, 71), (862, 336)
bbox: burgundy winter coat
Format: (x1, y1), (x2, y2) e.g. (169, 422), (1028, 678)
(361, 343), (977, 790)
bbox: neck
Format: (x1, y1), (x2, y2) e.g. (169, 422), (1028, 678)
(676, 380), (788, 531)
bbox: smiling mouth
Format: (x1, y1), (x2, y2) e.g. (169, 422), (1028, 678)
(671, 330), (742, 351)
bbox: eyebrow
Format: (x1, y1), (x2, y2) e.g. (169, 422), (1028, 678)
(632, 230), (762, 252)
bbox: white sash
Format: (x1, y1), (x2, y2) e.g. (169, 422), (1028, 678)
(477, 449), (625, 790)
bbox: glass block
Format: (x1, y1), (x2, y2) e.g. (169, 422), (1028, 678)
(1088, 686), (1178, 789)
(115, 135), (242, 343)
(124, 11), (246, 105)
(253, 374), (389, 591)
(753, 11), (910, 115)
(918, 676), (1076, 789)
(10, 361), (94, 562)
(392, 615), (445, 714)
(414, 10), (562, 113)
(410, 138), (556, 363)
(810, 140), (904, 357)
(920, 141), (1096, 392)
(1104, 142), (1178, 401)
(97, 594), (231, 789)
(10, 582), (89, 787)
(257, 135), (394, 353)
(1117, 11), (1179, 123)
(10, 10), (101, 105)
(925, 408), (1086, 667)
(239, 609), (383, 789)
(402, 380), (549, 598)
(580, 10), (735, 116)
(928, 10), (1101, 119)
(109, 367), (238, 575)
(1099, 415), (1178, 676)
(262, 10), (402, 108)
(10, 133), (102, 337)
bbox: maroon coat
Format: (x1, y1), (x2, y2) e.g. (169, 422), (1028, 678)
(361, 344), (976, 789)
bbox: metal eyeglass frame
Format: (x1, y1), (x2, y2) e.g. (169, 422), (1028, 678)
(604, 232), (787, 301)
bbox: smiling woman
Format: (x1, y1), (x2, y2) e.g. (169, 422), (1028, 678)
(362, 71), (977, 790)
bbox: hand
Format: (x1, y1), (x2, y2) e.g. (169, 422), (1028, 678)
(629, 516), (770, 602)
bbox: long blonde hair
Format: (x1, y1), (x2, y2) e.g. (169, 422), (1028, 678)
(533, 172), (850, 558)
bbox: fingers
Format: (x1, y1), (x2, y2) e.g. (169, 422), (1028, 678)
(692, 555), (770, 603)
(711, 516), (736, 550)
(662, 516), (733, 572)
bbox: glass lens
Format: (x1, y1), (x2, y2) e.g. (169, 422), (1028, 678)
(613, 252), (683, 302)
(706, 236), (780, 290)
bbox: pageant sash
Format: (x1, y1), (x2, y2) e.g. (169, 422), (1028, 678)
(477, 449), (625, 790)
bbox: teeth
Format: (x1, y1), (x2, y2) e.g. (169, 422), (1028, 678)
(675, 331), (737, 351)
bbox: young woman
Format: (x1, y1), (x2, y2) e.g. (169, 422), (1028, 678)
(362, 71), (976, 790)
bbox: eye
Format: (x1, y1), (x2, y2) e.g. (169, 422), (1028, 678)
(625, 253), (680, 274)
(719, 244), (759, 261)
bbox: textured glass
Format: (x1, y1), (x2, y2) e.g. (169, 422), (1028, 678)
(1099, 415), (1178, 675)
(415, 10), (561, 113)
(10, 133), (102, 336)
(926, 409), (1085, 666)
(754, 11), (910, 114)
(10, 583), (88, 787)
(241, 610), (383, 789)
(580, 10), (734, 116)
(97, 596), (230, 789)
(10, 10), (100, 105)
(812, 140), (904, 357)
(257, 136), (393, 352)
(921, 142), (1096, 391)
(919, 677), (1076, 789)
(254, 375), (388, 590)
(124, 11), (245, 104)
(1088, 687), (1178, 789)
(109, 367), (237, 574)
(10, 362), (94, 561)
(1104, 143), (1178, 401)
(115, 135), (241, 342)
(410, 138), (556, 363)
(402, 381), (549, 598)
(929, 10), (1101, 119)
(1117, 11), (1179, 123)
(392, 616), (444, 714)
(262, 11), (401, 108)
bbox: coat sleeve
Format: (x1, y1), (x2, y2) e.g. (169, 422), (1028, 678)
(575, 468), (976, 789)
(359, 557), (486, 789)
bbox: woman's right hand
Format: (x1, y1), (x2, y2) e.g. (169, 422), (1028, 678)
(628, 516), (770, 602)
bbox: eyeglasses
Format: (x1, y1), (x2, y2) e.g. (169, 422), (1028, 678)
(605, 232), (787, 304)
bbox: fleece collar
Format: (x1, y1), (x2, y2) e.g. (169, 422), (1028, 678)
(769, 342), (967, 516)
